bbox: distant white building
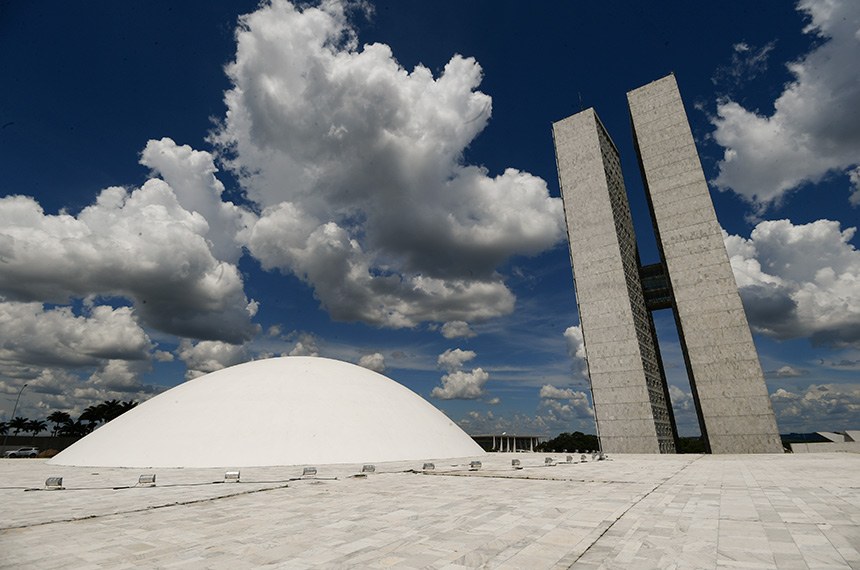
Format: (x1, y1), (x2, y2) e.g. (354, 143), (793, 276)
(791, 431), (860, 454)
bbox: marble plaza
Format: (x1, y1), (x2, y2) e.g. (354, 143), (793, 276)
(1, 452), (858, 568)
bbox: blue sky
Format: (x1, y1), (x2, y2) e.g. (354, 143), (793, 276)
(1, 1), (858, 436)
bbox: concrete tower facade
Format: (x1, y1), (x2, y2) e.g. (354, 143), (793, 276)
(552, 75), (782, 454)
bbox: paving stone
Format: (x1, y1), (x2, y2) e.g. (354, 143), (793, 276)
(0, 453), (858, 568)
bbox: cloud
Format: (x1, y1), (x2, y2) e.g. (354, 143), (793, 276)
(711, 0), (860, 208)
(563, 325), (589, 378)
(0, 181), (258, 343)
(668, 385), (694, 411)
(288, 333), (320, 357)
(211, 0), (564, 328)
(431, 368), (489, 400)
(441, 320), (476, 339)
(457, 402), (599, 436)
(850, 167), (860, 206)
(538, 384), (593, 420)
(0, 301), (152, 373)
(666, 385), (701, 435)
(1, 359), (164, 422)
(712, 41), (776, 89)
(357, 352), (385, 373)
(818, 356), (860, 371)
(139, 138), (255, 264)
(153, 350), (174, 362)
(457, 409), (546, 436)
(85, 359), (155, 393)
(770, 383), (860, 432)
(432, 347), (487, 399)
(539, 385), (579, 400)
(775, 365), (803, 378)
(177, 339), (249, 380)
(724, 219), (860, 347)
(437, 348), (476, 372)
(0, 301), (166, 420)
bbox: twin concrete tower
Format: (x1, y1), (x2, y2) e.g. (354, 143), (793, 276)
(552, 75), (782, 454)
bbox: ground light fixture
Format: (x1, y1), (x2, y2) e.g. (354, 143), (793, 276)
(225, 470), (240, 483)
(302, 467), (317, 477)
(469, 461), (482, 471)
(361, 464), (375, 474)
(511, 459), (522, 469)
(422, 462), (435, 471)
(138, 474), (156, 486)
(44, 477), (64, 490)
(545, 457), (555, 466)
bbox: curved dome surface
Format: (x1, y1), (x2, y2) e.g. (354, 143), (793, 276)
(50, 357), (483, 468)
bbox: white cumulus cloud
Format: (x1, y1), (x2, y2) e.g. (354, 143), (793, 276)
(1, 360), (163, 422)
(357, 352), (385, 373)
(211, 0), (564, 328)
(775, 365), (803, 378)
(770, 383), (860, 432)
(441, 320), (477, 339)
(177, 339), (249, 380)
(711, 0), (860, 208)
(724, 219), (860, 347)
(538, 384), (593, 420)
(0, 301), (165, 419)
(432, 347), (487, 399)
(0, 181), (258, 343)
(288, 332), (320, 357)
(140, 138), (256, 263)
(0, 301), (152, 372)
(539, 385), (579, 400)
(437, 348), (477, 372)
(563, 325), (589, 378)
(431, 368), (489, 400)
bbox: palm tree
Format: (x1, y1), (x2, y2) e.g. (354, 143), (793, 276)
(25, 419), (47, 436)
(57, 420), (90, 437)
(78, 405), (104, 426)
(47, 411), (72, 436)
(99, 399), (124, 422)
(9, 416), (29, 436)
(0, 421), (8, 436)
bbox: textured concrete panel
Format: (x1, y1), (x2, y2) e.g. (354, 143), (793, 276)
(628, 75), (782, 454)
(553, 110), (675, 454)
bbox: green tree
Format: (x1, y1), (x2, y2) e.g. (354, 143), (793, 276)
(57, 420), (90, 437)
(78, 405), (104, 427)
(0, 421), (8, 436)
(9, 416), (29, 436)
(25, 419), (47, 435)
(536, 432), (600, 453)
(47, 411), (72, 435)
(99, 399), (124, 422)
(677, 436), (706, 453)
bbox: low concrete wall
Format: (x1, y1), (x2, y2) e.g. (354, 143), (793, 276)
(790, 442), (860, 454)
(1, 436), (81, 455)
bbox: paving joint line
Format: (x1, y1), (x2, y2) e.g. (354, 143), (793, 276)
(0, 483), (291, 531)
(416, 471), (647, 485)
(564, 454), (705, 568)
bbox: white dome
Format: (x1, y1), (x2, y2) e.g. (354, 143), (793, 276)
(50, 357), (483, 468)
